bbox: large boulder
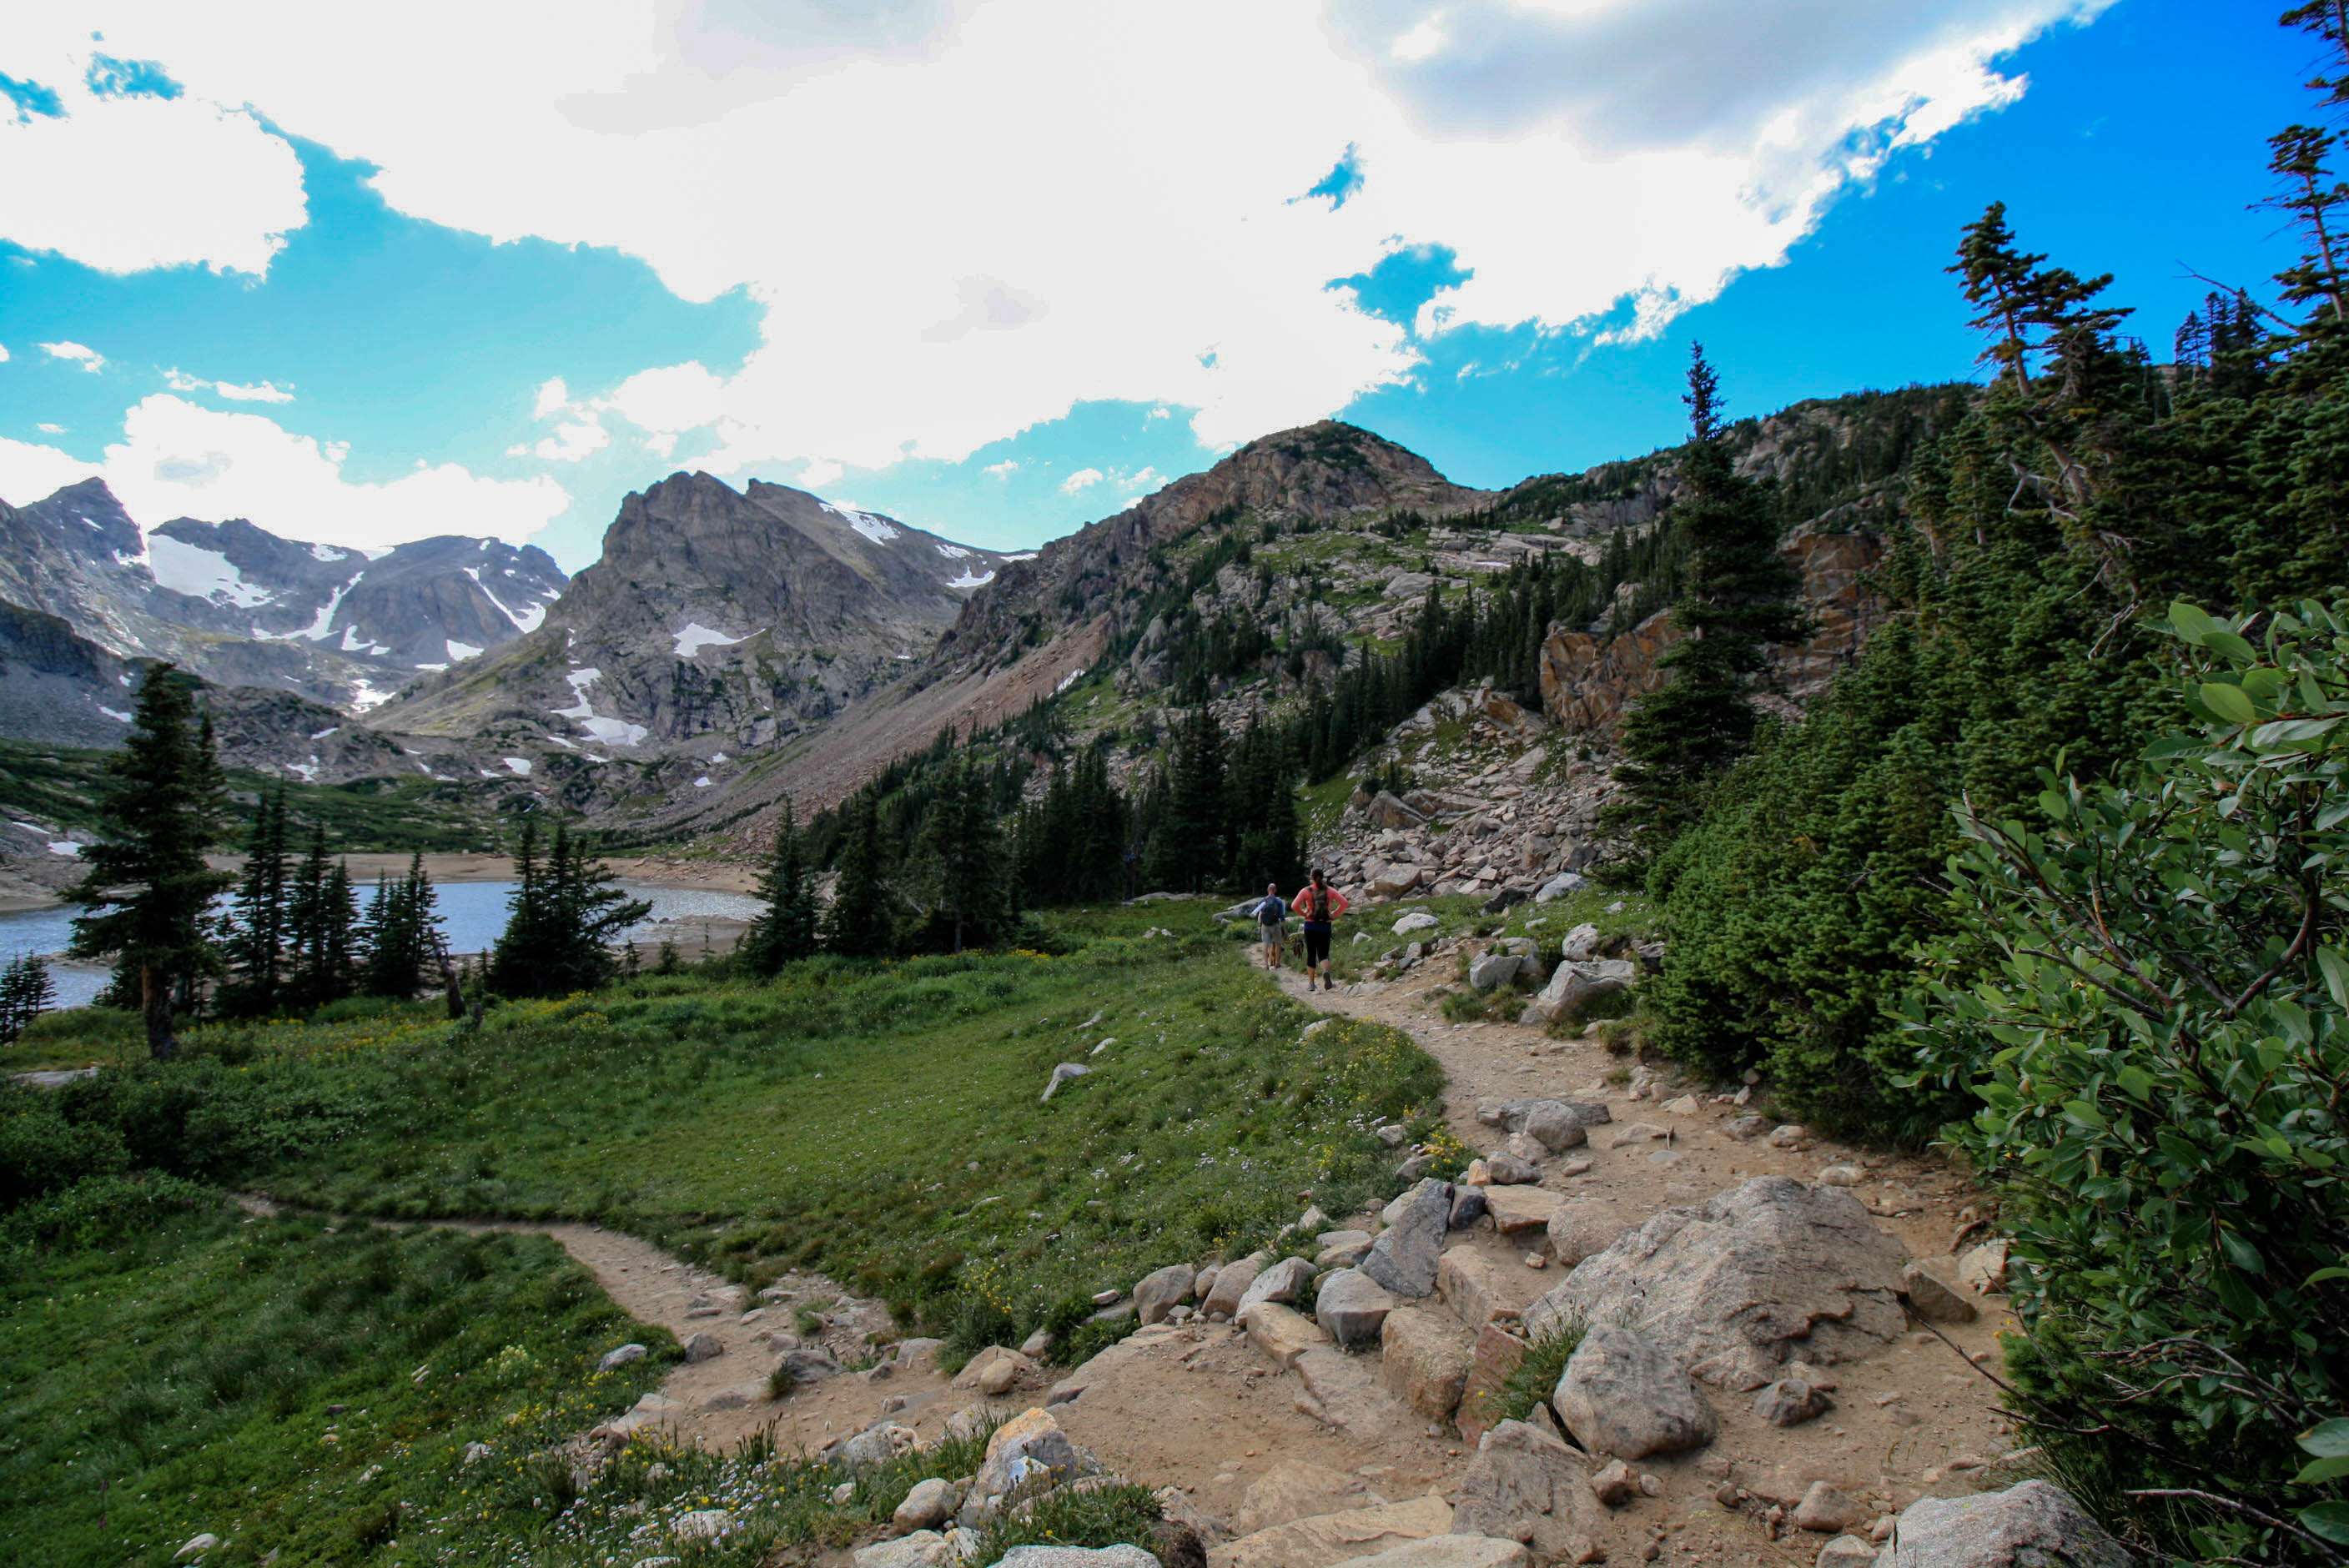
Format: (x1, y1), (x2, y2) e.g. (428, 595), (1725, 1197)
(1134, 1264), (1198, 1324)
(1371, 865), (1425, 900)
(1234, 1460), (1381, 1535)
(1235, 1257), (1317, 1319)
(853, 1533), (955, 1567)
(1209, 1497), (1453, 1568)
(1469, 952), (1524, 991)
(1524, 1176), (1908, 1389)
(1379, 1306), (1476, 1420)
(1546, 1204), (1628, 1268)
(972, 1407), (1084, 1510)
(894, 1477), (960, 1533)
(1449, 1419), (1605, 1564)
(1534, 873), (1586, 902)
(1552, 1322), (1718, 1460)
(1316, 1268), (1401, 1348)
(1886, 1480), (2133, 1568)
(1361, 1180), (1451, 1298)
(1243, 1301), (1330, 1368)
(1436, 1249), (1509, 1331)
(1482, 1186), (1562, 1236)
(995, 1549), (1163, 1568)
(1519, 959), (1637, 1025)
(1327, 1540), (1531, 1568)
(1202, 1252), (1271, 1319)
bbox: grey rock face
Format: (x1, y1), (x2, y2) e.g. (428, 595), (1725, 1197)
(1449, 1418), (1605, 1562)
(1524, 1176), (1908, 1388)
(1133, 1264), (1197, 1324)
(1552, 1322), (1718, 1460)
(1315, 1268), (1401, 1348)
(1361, 1179), (1451, 1297)
(1886, 1480), (2133, 1568)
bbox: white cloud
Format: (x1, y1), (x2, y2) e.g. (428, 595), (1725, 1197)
(0, 395), (568, 550)
(1123, 465), (1164, 490)
(165, 366), (296, 402)
(214, 379), (295, 403)
(0, 343), (10, 362)
(507, 419), (611, 462)
(35, 423), (64, 434)
(982, 459), (1019, 478)
(0, 23), (305, 274)
(1060, 466), (1104, 494)
(41, 341), (105, 373)
(28, 0), (2100, 470)
(531, 377), (571, 420)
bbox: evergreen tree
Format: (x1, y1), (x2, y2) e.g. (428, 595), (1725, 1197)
(1226, 715), (1305, 891)
(821, 790), (898, 957)
(1606, 346), (1806, 862)
(65, 665), (234, 1059)
(916, 761), (1013, 952)
(2265, 123), (2349, 324)
(490, 819), (650, 996)
(284, 827), (357, 1010)
(741, 800), (819, 973)
(0, 954), (57, 1045)
(219, 786), (292, 1018)
(359, 852), (441, 998)
(1141, 706), (1230, 891)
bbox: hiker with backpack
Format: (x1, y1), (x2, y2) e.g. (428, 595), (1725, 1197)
(1251, 882), (1288, 970)
(1291, 869), (1351, 992)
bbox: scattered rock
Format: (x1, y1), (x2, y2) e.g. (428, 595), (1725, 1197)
(1316, 1232), (1376, 1269)
(1448, 1187), (1487, 1229)
(1795, 1483), (1867, 1533)
(1520, 1100), (1594, 1152)
(1020, 1327), (1055, 1357)
(973, 1407), (1084, 1508)
(1753, 1379), (1834, 1427)
(1451, 1418), (1605, 1560)
(1767, 1124), (1810, 1148)
(853, 1532), (955, 1568)
(1244, 1301), (1331, 1368)
(1900, 1264), (1978, 1325)
(1817, 1166), (1862, 1188)
(1380, 1306), (1476, 1420)
(1546, 1204), (1627, 1268)
(462, 1441), (490, 1466)
(1392, 912), (1440, 936)
(1456, 1323), (1531, 1445)
(1884, 1480), (2133, 1568)
(1482, 1185), (1562, 1235)
(1525, 1176), (1909, 1388)
(1202, 1252), (1270, 1319)
(1589, 1459), (1639, 1507)
(953, 1346), (1034, 1395)
(1234, 1460), (1380, 1535)
(1436, 1249), (1509, 1329)
(1521, 959), (1637, 1025)
(1816, 1535), (1879, 1568)
(1723, 1115), (1768, 1141)
(1660, 1095), (1702, 1115)
(1377, 1123), (1411, 1146)
(672, 1508), (735, 1540)
(1470, 952), (1524, 991)
(1483, 1152), (1542, 1185)
(1236, 1257), (1318, 1319)
(1042, 1063), (1093, 1101)
(1957, 1240), (2011, 1294)
(1553, 1321), (1718, 1460)
(599, 1343), (647, 1371)
(174, 1535), (219, 1561)
(1536, 873), (1587, 902)
(781, 1347), (841, 1385)
(1093, 1289), (1124, 1307)
(682, 1332), (723, 1363)
(1132, 1264), (1197, 1324)
(1315, 1268), (1401, 1349)
(841, 1423), (918, 1468)
(1361, 1180), (1451, 1298)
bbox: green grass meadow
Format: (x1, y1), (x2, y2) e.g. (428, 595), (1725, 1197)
(1, 901), (1447, 1563)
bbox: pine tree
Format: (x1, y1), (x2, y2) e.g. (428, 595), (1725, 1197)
(1607, 346), (1806, 863)
(918, 761), (1013, 952)
(2265, 123), (2349, 324)
(220, 787), (292, 1018)
(742, 800), (819, 973)
(0, 954), (58, 1045)
(65, 665), (234, 1058)
(492, 819), (650, 996)
(1142, 706), (1230, 892)
(822, 790), (897, 957)
(1227, 715), (1305, 892)
(360, 851), (441, 998)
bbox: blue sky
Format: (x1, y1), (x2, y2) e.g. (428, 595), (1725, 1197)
(0, 1), (2314, 566)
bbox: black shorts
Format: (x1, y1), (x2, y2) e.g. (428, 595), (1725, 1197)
(1303, 925), (1331, 965)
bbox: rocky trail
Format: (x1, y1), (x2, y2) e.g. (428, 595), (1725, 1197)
(249, 942), (2076, 1568)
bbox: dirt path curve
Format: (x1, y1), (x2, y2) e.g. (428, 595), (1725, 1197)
(1267, 957), (2031, 1525)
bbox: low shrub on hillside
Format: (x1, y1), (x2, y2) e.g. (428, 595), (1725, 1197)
(1906, 604), (2349, 1562)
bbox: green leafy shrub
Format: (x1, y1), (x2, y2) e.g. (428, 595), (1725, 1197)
(978, 1479), (1163, 1560)
(1905, 601), (2349, 1562)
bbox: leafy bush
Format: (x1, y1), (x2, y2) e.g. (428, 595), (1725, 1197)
(1905, 601), (2349, 1562)
(978, 1479), (1163, 1560)
(1466, 1315), (1587, 1432)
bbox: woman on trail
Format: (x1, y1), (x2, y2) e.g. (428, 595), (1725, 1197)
(1251, 882), (1288, 970)
(1291, 870), (1351, 993)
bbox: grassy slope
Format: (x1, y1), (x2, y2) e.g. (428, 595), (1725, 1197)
(0, 1203), (676, 1567)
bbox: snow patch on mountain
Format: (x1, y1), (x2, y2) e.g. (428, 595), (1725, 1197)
(147, 535), (277, 608)
(945, 568), (997, 590)
(820, 500), (900, 543)
(673, 622), (752, 658)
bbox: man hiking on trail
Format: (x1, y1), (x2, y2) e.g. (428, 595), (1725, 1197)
(1292, 869), (1350, 992)
(1251, 882), (1288, 970)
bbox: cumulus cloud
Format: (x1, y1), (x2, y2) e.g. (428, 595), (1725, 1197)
(28, 0), (2101, 476)
(0, 21), (305, 274)
(983, 459), (1019, 478)
(36, 422), (63, 433)
(0, 343), (10, 362)
(1060, 466), (1104, 494)
(0, 395), (568, 550)
(165, 366), (296, 402)
(41, 340), (105, 372)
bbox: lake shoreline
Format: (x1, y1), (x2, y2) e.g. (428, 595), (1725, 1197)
(0, 853), (759, 915)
